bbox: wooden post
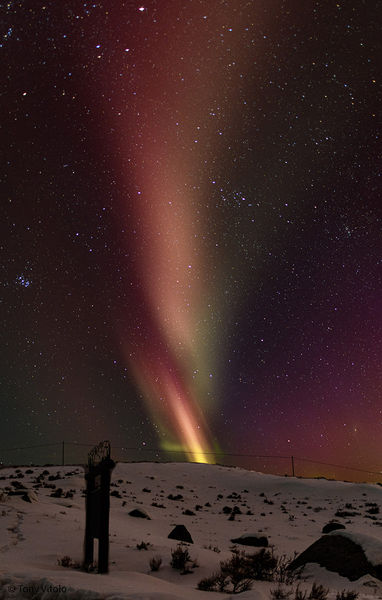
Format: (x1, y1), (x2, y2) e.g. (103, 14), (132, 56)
(84, 471), (95, 568)
(83, 441), (115, 574)
(98, 464), (112, 573)
(291, 455), (295, 477)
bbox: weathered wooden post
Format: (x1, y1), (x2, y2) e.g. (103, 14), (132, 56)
(83, 440), (115, 573)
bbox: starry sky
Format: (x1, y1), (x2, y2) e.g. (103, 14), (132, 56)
(2, 1), (381, 476)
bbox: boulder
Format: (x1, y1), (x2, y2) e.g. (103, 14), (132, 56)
(322, 522), (346, 534)
(110, 490), (122, 498)
(290, 532), (382, 581)
(168, 524), (193, 544)
(128, 508), (151, 519)
(231, 534), (269, 547)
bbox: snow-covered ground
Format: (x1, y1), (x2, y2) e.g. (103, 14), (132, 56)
(0, 462), (381, 599)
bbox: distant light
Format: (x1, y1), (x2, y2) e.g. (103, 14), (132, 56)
(138, 6), (145, 11)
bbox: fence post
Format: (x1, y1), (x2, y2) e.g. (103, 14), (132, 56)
(291, 455), (295, 477)
(62, 441), (65, 466)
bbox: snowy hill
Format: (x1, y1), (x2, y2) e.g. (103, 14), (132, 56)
(0, 462), (381, 599)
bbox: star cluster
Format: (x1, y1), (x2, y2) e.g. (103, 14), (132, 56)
(1, 1), (381, 475)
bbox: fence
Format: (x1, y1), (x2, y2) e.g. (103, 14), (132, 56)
(0, 441), (380, 484)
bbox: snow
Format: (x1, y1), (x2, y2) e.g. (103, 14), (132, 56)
(327, 530), (382, 566)
(0, 462), (381, 599)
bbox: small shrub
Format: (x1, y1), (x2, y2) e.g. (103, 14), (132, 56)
(336, 592), (358, 600)
(295, 586), (308, 600)
(170, 544), (191, 571)
(149, 555), (162, 571)
(57, 555), (80, 569)
(309, 583), (329, 600)
(197, 572), (229, 592)
(274, 553), (300, 584)
(231, 576), (252, 594)
(137, 541), (151, 550)
(271, 586), (293, 600)
(58, 555), (72, 568)
(246, 548), (278, 580)
(197, 574), (220, 591)
(197, 548), (299, 594)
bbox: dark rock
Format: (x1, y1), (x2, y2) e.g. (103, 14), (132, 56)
(183, 509), (195, 516)
(50, 488), (63, 498)
(168, 524), (193, 544)
(366, 506), (380, 515)
(335, 510), (360, 518)
(322, 522), (346, 534)
(21, 491), (38, 503)
(111, 490), (122, 498)
(289, 533), (382, 581)
(231, 534), (269, 547)
(168, 494), (183, 501)
(11, 481), (27, 490)
(128, 508), (151, 519)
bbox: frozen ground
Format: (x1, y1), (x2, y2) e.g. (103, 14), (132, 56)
(0, 462), (381, 599)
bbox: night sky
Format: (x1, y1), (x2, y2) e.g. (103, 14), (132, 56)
(2, 1), (381, 474)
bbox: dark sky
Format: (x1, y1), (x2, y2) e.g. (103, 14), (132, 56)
(2, 0), (381, 475)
